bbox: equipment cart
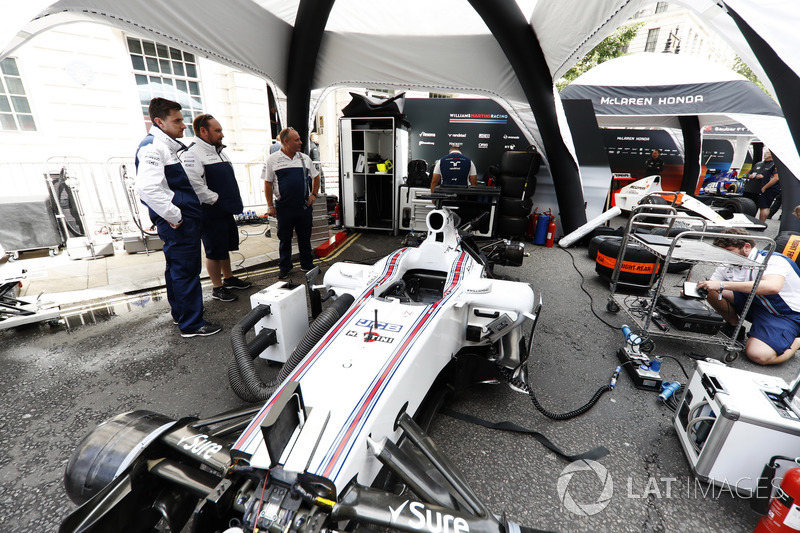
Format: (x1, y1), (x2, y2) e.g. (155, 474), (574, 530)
(605, 207), (774, 363)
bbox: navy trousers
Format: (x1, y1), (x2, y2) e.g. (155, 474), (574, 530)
(156, 216), (205, 332)
(276, 204), (313, 273)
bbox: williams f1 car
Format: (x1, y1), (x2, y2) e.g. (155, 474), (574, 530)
(60, 206), (549, 533)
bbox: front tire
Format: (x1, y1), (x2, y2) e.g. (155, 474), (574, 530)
(64, 410), (175, 504)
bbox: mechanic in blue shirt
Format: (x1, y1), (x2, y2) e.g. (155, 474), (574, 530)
(135, 98), (221, 337)
(262, 127), (320, 279)
(183, 114), (252, 303)
(430, 146), (478, 192)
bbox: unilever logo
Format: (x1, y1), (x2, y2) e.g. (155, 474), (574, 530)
(556, 460), (613, 516)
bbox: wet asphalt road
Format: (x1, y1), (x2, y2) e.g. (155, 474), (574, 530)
(1, 222), (795, 532)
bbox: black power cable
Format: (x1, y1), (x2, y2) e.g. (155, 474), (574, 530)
(559, 246), (619, 330)
(496, 362), (618, 421)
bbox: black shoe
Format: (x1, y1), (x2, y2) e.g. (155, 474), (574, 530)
(223, 276), (252, 290)
(181, 322), (222, 338)
(278, 269), (292, 280)
(301, 265), (315, 272)
(212, 286), (238, 302)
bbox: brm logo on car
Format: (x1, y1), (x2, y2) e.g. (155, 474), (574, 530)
(176, 433), (224, 460)
(355, 318), (402, 333)
(388, 500), (470, 533)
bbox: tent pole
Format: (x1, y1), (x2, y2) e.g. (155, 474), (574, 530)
(724, 3), (800, 166)
(468, 0), (587, 234)
(286, 0), (336, 152)
(679, 116), (702, 194)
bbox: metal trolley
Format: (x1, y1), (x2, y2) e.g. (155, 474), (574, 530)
(605, 205), (774, 363)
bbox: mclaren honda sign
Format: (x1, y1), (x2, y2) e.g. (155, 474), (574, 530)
(600, 94), (704, 106)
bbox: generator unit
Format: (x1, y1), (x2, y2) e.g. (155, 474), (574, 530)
(675, 361), (800, 495)
(249, 281), (308, 363)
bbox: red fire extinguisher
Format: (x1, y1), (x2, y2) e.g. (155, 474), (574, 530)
(526, 209), (538, 241)
(545, 215), (556, 248)
(754, 464), (800, 532)
(334, 203), (341, 228)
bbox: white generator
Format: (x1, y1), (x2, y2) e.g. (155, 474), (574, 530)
(675, 360), (800, 495)
(249, 281), (308, 363)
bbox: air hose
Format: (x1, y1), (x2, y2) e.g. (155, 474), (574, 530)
(497, 363), (618, 421)
(228, 294), (355, 403)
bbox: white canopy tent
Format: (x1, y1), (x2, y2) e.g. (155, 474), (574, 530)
(1, 0), (799, 232)
(560, 53), (800, 181)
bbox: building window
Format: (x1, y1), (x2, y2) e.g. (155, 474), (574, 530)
(0, 58), (36, 131)
(644, 28), (660, 53)
(655, 2), (669, 14)
(429, 93), (454, 99)
(126, 36), (203, 135)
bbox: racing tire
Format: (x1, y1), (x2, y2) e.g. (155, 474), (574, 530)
(64, 410), (176, 505)
(775, 232), (800, 268)
(588, 234), (617, 260)
(500, 149), (541, 177)
(498, 174), (536, 199)
(498, 196), (533, 218)
(595, 237), (660, 286)
(497, 215), (528, 240)
(637, 195), (671, 224)
(720, 197), (758, 217)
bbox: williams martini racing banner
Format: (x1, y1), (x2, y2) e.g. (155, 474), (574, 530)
(403, 98), (527, 180)
(562, 81), (782, 118)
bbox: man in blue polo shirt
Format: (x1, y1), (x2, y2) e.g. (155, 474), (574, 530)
(430, 145), (478, 192)
(263, 127), (320, 279)
(134, 97), (221, 337)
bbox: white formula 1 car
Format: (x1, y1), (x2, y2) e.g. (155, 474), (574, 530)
(614, 175), (767, 232)
(60, 207), (547, 533)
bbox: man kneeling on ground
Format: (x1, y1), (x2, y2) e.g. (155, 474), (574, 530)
(697, 228), (800, 365)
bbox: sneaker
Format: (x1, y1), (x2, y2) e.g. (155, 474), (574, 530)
(278, 269), (292, 280)
(212, 286), (238, 302)
(223, 276), (252, 290)
(181, 322), (223, 338)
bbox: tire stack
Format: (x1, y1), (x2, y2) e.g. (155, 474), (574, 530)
(496, 149), (541, 239)
(775, 231), (800, 268)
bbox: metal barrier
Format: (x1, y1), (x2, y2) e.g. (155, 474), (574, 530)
(0, 158), (342, 238)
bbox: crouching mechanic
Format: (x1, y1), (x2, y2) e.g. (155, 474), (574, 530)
(182, 114), (251, 302)
(134, 97), (221, 337)
(697, 228), (800, 365)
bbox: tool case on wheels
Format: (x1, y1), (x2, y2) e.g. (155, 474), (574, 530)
(655, 295), (725, 335)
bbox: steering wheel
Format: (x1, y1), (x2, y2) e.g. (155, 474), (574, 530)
(379, 279), (411, 302)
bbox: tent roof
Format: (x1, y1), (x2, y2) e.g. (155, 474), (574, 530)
(2, 1), (798, 145)
(561, 53), (800, 178)
(2, 1), (800, 231)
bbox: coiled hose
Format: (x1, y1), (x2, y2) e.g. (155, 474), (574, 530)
(228, 294), (355, 403)
(497, 363), (613, 421)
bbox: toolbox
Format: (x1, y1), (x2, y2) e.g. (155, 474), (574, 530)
(655, 295), (725, 335)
